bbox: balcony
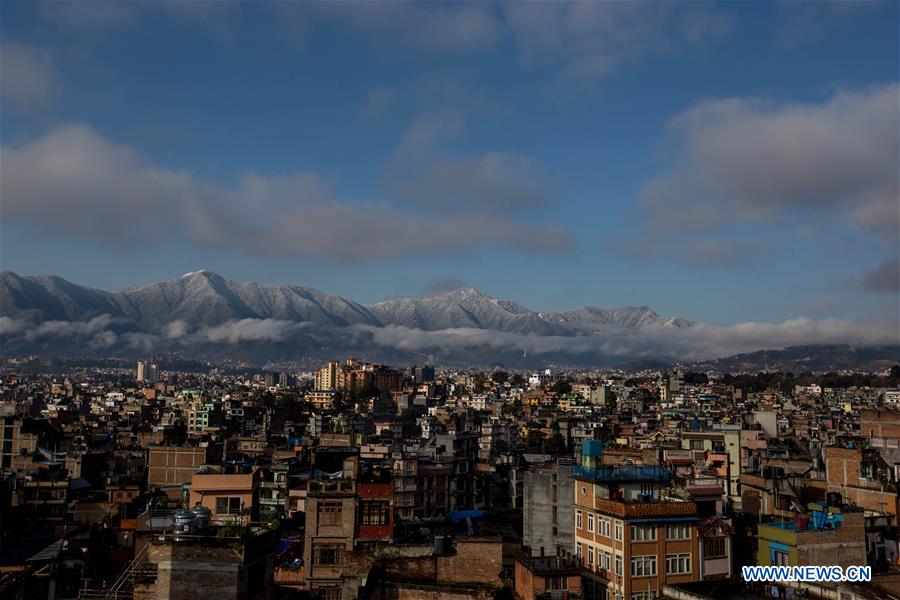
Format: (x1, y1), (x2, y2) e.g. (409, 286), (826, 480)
(573, 464), (670, 483)
(592, 497), (697, 519)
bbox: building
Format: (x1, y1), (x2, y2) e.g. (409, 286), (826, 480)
(515, 551), (583, 600)
(681, 427), (742, 505)
(303, 455), (360, 596)
(148, 445), (210, 488)
(136, 360), (159, 384)
(315, 361), (344, 392)
(188, 465), (261, 525)
(574, 441), (702, 600)
(756, 501), (866, 569)
(825, 440), (900, 518)
(0, 410), (40, 470)
(523, 459), (575, 557)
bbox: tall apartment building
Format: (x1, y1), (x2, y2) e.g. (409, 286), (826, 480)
(303, 455), (360, 598)
(574, 441), (702, 600)
(136, 360), (159, 384)
(523, 459), (575, 557)
(315, 360), (343, 391)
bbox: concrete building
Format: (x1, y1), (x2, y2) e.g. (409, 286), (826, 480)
(514, 551), (583, 600)
(574, 441), (703, 600)
(189, 465), (261, 525)
(756, 502), (866, 569)
(523, 459), (575, 557)
(681, 426), (743, 505)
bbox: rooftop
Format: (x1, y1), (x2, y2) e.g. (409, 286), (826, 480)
(573, 464), (670, 483)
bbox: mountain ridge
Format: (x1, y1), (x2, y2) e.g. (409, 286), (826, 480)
(0, 270), (691, 335)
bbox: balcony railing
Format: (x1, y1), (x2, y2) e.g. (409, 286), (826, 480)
(573, 465), (670, 483)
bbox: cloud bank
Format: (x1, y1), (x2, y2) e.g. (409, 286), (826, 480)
(640, 84), (899, 238)
(2, 314), (896, 364)
(1, 124), (572, 262)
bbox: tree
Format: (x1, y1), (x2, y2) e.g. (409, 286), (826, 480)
(491, 371), (509, 385)
(552, 380), (572, 395)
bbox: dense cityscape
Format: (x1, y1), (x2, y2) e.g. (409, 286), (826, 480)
(2, 1), (898, 600)
(0, 356), (899, 599)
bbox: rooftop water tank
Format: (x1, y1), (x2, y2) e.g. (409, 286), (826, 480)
(582, 440), (604, 457)
(174, 509), (196, 542)
(191, 505), (211, 530)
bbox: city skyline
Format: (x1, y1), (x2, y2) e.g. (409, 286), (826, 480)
(1, 1), (898, 332)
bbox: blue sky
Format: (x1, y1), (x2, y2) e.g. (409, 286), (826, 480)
(1, 1), (897, 327)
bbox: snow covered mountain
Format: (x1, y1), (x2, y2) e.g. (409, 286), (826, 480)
(0, 270), (692, 336)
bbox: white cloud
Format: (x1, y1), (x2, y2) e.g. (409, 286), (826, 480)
(1, 124), (572, 261)
(357, 317), (900, 361)
(2, 313), (896, 362)
(163, 320), (190, 339)
(639, 84), (900, 238)
(503, 2), (734, 88)
(0, 42), (60, 111)
(200, 319), (306, 344)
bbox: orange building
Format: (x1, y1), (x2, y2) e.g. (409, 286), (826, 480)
(189, 465), (260, 525)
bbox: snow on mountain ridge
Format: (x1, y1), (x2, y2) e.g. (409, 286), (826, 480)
(0, 270), (692, 335)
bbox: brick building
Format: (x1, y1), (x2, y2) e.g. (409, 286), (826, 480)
(148, 445), (210, 488)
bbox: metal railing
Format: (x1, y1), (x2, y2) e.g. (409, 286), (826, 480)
(79, 543), (155, 600)
(573, 464), (670, 483)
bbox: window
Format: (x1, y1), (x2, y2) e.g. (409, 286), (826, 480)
(631, 593), (657, 600)
(587, 513), (595, 532)
(215, 496), (242, 515)
(666, 524), (690, 540)
(690, 439), (705, 450)
(588, 546), (594, 567)
(704, 537), (726, 559)
(631, 525), (657, 542)
(576, 511), (583, 529)
(600, 551), (611, 571)
(600, 517), (611, 537)
(576, 543), (583, 559)
(630, 555), (657, 577)
(547, 576), (568, 591)
(552, 506), (558, 524)
(614, 521), (622, 541)
(313, 544), (345, 566)
(318, 501), (343, 525)
(315, 587), (342, 600)
(772, 550), (789, 566)
(360, 501), (389, 526)
(666, 553), (691, 575)
(615, 555), (623, 576)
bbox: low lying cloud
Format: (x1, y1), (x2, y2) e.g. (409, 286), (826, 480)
(2, 314), (896, 364)
(356, 318), (899, 361)
(200, 319), (309, 344)
(1, 124), (572, 262)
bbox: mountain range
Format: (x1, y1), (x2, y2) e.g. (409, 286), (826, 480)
(0, 270), (691, 336)
(2, 270), (896, 369)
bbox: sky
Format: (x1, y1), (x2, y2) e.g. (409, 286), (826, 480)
(1, 0), (898, 329)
